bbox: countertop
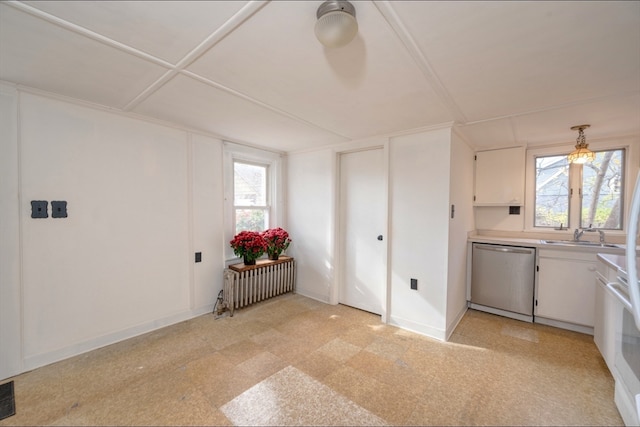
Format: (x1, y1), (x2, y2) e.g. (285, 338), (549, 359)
(597, 253), (627, 272)
(598, 253), (640, 278)
(468, 235), (626, 255)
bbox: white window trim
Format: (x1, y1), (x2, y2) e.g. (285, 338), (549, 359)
(223, 142), (285, 261)
(524, 138), (638, 235)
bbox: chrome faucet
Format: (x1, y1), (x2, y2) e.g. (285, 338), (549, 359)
(575, 225), (605, 243)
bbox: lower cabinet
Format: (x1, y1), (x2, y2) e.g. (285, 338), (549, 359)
(594, 257), (622, 373)
(536, 249), (598, 328)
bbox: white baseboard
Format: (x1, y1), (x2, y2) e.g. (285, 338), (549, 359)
(295, 288), (330, 304)
(445, 304), (468, 341)
(22, 304), (214, 373)
(534, 316), (594, 335)
(388, 314), (446, 342)
(469, 303), (533, 323)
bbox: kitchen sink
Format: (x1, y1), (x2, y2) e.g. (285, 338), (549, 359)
(541, 240), (621, 248)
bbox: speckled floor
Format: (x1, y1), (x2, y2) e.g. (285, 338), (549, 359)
(0, 293), (623, 426)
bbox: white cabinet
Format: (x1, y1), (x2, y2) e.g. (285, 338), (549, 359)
(474, 146), (525, 206)
(594, 257), (622, 374)
(536, 249), (597, 328)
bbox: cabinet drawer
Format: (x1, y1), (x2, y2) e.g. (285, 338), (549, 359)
(539, 248), (598, 262)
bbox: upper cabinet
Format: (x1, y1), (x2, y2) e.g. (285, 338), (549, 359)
(474, 146), (525, 206)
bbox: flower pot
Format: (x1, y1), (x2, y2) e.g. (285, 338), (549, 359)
(268, 253), (279, 261)
(243, 256), (256, 266)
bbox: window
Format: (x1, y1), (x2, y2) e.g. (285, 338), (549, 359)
(534, 148), (625, 230)
(223, 141), (283, 260)
(233, 161), (269, 234)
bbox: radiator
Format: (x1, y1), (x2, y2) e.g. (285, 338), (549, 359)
(221, 257), (296, 316)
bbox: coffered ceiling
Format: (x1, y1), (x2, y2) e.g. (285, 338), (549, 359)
(1, 1), (638, 152)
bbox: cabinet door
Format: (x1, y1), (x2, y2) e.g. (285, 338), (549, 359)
(594, 273), (606, 354)
(536, 256), (597, 327)
(595, 272), (617, 372)
(474, 147), (525, 206)
(594, 261), (622, 374)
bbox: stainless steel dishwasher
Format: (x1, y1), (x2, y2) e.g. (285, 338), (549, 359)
(470, 243), (536, 322)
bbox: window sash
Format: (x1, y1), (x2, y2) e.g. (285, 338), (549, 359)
(233, 207), (269, 234)
(233, 161), (268, 207)
(534, 155), (570, 228)
(579, 148), (625, 230)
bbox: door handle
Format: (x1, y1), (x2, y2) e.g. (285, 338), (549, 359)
(377, 235), (383, 241)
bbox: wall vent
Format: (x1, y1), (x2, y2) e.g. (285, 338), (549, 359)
(0, 381), (16, 420)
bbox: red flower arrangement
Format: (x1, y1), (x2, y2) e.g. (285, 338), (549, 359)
(229, 231), (267, 265)
(262, 227), (292, 260)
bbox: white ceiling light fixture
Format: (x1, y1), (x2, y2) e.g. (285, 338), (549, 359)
(567, 124), (595, 164)
(314, 0), (358, 48)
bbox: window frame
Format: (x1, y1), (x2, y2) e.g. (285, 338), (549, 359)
(525, 140), (635, 235)
(223, 142), (284, 261)
(578, 148), (625, 230)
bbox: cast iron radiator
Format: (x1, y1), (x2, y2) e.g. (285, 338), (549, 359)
(222, 256), (296, 316)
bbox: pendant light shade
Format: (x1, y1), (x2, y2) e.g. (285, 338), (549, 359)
(567, 125), (595, 164)
(315, 1), (358, 48)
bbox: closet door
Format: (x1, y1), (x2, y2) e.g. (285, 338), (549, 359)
(339, 148), (385, 315)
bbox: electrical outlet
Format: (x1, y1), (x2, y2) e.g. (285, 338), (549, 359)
(31, 200), (48, 218)
(410, 278), (418, 290)
(51, 201), (67, 218)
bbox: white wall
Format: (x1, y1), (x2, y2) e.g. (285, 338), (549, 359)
(191, 134), (225, 312)
(287, 149), (335, 303)
(446, 131), (475, 337)
(474, 206), (524, 231)
(388, 128), (452, 339)
(0, 90), (225, 377)
(0, 84), (21, 379)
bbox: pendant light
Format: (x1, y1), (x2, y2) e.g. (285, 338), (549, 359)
(567, 124), (595, 164)
(315, 1), (358, 48)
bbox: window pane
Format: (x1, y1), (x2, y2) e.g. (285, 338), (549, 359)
(581, 149), (624, 229)
(535, 155), (570, 228)
(235, 209), (268, 234)
(234, 162), (266, 206)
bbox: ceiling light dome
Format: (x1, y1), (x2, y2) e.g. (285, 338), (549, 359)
(315, 1), (358, 48)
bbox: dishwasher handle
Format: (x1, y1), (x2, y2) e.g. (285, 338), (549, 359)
(473, 244), (534, 255)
